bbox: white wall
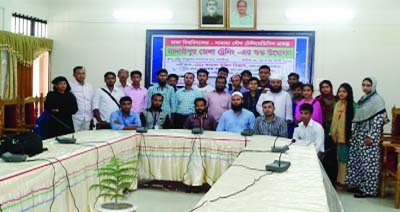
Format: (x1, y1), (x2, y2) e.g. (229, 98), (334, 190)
(0, 0), (49, 31)
(1, 0), (399, 131)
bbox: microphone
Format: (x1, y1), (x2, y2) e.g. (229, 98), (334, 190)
(136, 127), (148, 133)
(266, 139), (296, 172)
(1, 152), (27, 162)
(49, 113), (76, 144)
(241, 129), (254, 147)
(271, 138), (295, 153)
(265, 151), (291, 173)
(192, 128), (203, 134)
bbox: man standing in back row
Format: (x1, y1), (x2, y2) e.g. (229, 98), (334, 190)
(256, 74), (293, 124)
(147, 69), (176, 116)
(92, 72), (125, 129)
(70, 66), (94, 131)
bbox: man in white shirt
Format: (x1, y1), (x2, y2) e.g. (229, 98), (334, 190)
(116, 68), (129, 90)
(70, 66), (94, 131)
(256, 74), (292, 123)
(196, 68), (214, 95)
(293, 103), (325, 154)
(92, 72), (125, 129)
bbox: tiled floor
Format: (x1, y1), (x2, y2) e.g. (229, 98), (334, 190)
(126, 187), (400, 212)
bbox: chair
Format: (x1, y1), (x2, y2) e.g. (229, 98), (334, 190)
(20, 94), (45, 130)
(380, 106), (400, 208)
(0, 98), (23, 136)
(0, 94), (45, 136)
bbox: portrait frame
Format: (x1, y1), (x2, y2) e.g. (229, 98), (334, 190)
(199, 0), (227, 30)
(227, 0), (257, 30)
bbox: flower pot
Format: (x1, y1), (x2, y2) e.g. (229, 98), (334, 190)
(97, 201), (137, 212)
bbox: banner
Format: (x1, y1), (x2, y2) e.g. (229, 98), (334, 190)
(146, 30), (315, 87)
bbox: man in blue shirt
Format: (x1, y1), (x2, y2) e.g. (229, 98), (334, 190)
(147, 69), (176, 116)
(217, 92), (255, 133)
(110, 96), (141, 130)
(174, 72), (203, 128)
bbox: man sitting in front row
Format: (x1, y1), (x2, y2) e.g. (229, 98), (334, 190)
(217, 92), (255, 133)
(293, 103), (324, 154)
(184, 97), (217, 130)
(140, 93), (171, 129)
(253, 101), (288, 137)
(110, 96), (141, 130)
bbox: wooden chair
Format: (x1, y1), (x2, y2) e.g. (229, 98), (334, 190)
(380, 106), (400, 208)
(0, 94), (45, 136)
(20, 94), (45, 130)
(0, 98), (24, 136)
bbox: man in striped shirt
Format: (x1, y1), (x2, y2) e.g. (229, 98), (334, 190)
(253, 100), (288, 137)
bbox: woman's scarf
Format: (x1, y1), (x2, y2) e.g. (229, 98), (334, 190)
(353, 77), (386, 123)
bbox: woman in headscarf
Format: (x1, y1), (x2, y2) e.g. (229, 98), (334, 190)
(316, 80), (336, 131)
(346, 77), (386, 198)
(327, 83), (355, 189)
(44, 76), (78, 138)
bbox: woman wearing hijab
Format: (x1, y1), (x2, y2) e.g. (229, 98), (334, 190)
(327, 83), (355, 188)
(316, 80), (336, 131)
(44, 76), (78, 138)
(346, 77), (386, 198)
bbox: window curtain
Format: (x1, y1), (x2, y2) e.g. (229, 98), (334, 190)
(0, 30), (53, 99)
(17, 63), (33, 98)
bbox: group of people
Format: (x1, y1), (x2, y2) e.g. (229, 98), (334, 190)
(44, 64), (387, 199)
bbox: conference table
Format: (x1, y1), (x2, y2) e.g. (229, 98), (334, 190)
(0, 129), (343, 212)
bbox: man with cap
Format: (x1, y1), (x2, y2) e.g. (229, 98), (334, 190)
(217, 92), (256, 133)
(256, 74), (293, 124)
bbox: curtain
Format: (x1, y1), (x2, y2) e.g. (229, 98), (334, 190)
(0, 30), (53, 100)
(17, 63), (33, 98)
(38, 52), (49, 96)
(4, 53), (17, 99)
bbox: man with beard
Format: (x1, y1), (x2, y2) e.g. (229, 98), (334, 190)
(93, 72), (125, 129)
(256, 74), (293, 124)
(202, 0), (224, 24)
(253, 101), (287, 137)
(174, 72), (203, 128)
(110, 96), (141, 130)
(196, 68), (214, 95)
(184, 98), (217, 130)
(217, 92), (255, 133)
(147, 69), (176, 116)
(167, 74), (179, 92)
(205, 76), (231, 122)
(140, 93), (171, 129)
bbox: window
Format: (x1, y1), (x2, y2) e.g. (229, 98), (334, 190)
(11, 13), (47, 38)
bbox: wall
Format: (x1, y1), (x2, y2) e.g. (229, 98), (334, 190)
(1, 0), (399, 131)
(0, 0), (49, 31)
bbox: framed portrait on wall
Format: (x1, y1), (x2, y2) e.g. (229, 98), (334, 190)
(228, 0), (256, 30)
(199, 0), (226, 29)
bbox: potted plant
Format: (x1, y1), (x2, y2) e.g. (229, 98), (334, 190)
(91, 157), (138, 212)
